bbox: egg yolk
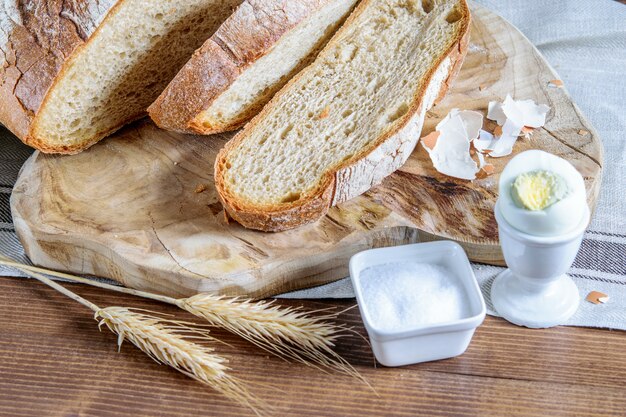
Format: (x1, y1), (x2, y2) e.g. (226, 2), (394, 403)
(511, 170), (569, 211)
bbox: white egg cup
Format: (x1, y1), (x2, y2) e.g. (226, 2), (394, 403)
(491, 201), (590, 328)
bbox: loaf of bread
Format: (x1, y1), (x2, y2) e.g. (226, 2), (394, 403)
(215, 0), (470, 231)
(0, 0), (242, 154)
(148, 0), (357, 135)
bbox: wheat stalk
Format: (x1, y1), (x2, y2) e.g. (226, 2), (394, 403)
(178, 294), (362, 378)
(95, 307), (263, 414)
(4, 260), (264, 415)
(0, 257), (362, 381)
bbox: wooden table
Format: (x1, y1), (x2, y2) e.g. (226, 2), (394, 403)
(1, 276), (624, 416)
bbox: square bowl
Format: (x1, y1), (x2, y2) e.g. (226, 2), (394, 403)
(349, 240), (486, 367)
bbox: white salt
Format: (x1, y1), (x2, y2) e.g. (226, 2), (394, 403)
(359, 261), (471, 331)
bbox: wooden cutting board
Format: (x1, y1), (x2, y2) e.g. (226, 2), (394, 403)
(11, 4), (603, 298)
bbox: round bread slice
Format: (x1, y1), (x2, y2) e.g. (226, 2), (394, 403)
(215, 0), (471, 231)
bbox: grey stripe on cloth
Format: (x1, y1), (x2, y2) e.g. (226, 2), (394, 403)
(574, 239), (626, 276)
(1, 0), (625, 331)
(0, 193), (12, 224)
(587, 230), (625, 239)
(0, 128), (33, 185)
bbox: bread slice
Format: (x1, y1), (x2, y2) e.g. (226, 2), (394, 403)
(215, 0), (470, 232)
(148, 0), (358, 135)
(0, 0), (242, 154)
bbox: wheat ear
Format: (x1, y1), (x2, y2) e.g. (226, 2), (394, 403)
(178, 294), (362, 378)
(0, 257), (362, 380)
(5, 261), (264, 415)
(95, 307), (264, 414)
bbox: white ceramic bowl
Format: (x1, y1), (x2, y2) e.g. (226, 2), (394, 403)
(349, 241), (486, 367)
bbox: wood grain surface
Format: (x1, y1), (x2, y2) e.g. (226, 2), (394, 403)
(11, 4), (603, 298)
(0, 276), (624, 417)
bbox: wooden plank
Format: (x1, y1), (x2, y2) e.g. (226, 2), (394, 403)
(11, 4), (603, 298)
(0, 277), (624, 417)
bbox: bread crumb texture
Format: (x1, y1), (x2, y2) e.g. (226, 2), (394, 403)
(32, 0), (241, 149)
(221, 0), (467, 207)
(194, 0), (357, 132)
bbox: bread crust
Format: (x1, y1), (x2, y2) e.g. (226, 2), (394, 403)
(148, 0), (339, 135)
(0, 0), (117, 154)
(2, 0), (241, 154)
(215, 0), (471, 232)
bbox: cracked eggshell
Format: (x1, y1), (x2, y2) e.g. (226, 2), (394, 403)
(473, 127), (517, 157)
(422, 109), (483, 180)
(488, 94), (550, 129)
(502, 96), (550, 128)
(489, 119), (522, 157)
(451, 109), (483, 141)
(477, 151), (486, 169)
(485, 95), (551, 158)
(487, 100), (507, 126)
(474, 129), (495, 153)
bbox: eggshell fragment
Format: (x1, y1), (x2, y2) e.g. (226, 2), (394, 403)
(457, 110), (484, 139)
(500, 95), (550, 128)
(520, 126), (534, 139)
(421, 131), (440, 150)
(477, 151), (486, 169)
(473, 126), (519, 158)
(488, 125), (520, 157)
(474, 129), (495, 153)
(586, 291), (609, 305)
(548, 79), (564, 88)
(482, 164), (495, 175)
(484, 95), (550, 157)
(476, 161), (496, 179)
(422, 109), (483, 180)
(487, 101), (507, 125)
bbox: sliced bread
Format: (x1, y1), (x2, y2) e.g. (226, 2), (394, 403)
(215, 0), (471, 231)
(148, 0), (358, 135)
(0, 0), (242, 154)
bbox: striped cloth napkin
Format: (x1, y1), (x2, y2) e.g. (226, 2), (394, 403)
(1, 0), (624, 330)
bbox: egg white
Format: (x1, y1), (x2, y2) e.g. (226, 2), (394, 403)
(498, 150), (587, 236)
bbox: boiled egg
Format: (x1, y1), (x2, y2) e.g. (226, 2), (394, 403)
(498, 150), (587, 236)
